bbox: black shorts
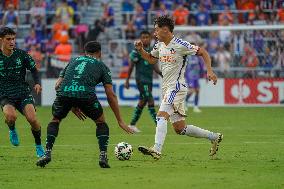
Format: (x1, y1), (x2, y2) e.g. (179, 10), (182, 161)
(136, 81), (153, 101)
(0, 94), (35, 114)
(52, 95), (103, 121)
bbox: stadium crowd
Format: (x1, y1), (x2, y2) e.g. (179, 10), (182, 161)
(0, 0), (283, 78)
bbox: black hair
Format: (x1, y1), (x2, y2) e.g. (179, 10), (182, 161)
(0, 27), (16, 38)
(140, 30), (151, 37)
(84, 41), (101, 53)
(154, 15), (174, 33)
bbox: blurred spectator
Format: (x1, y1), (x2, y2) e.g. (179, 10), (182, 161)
(52, 15), (69, 42)
(187, 0), (199, 11)
(205, 31), (221, 67)
(46, 0), (56, 24)
(241, 44), (259, 68)
(195, 4), (211, 26)
(32, 16), (46, 42)
(4, 0), (19, 9)
(86, 19), (104, 42)
(30, 0), (46, 24)
(56, 0), (74, 27)
(161, 0), (175, 10)
(231, 31), (245, 66)
(238, 0), (256, 23)
(138, 0), (152, 12)
(28, 44), (44, 70)
(259, 0), (275, 10)
(173, 4), (189, 25)
(156, 3), (169, 17)
(252, 31), (265, 54)
(132, 4), (147, 32)
(119, 50), (130, 79)
(54, 35), (72, 62)
(2, 4), (19, 29)
(276, 0), (284, 8)
(202, 0), (213, 10)
(24, 29), (40, 51)
(276, 4), (284, 23)
(218, 5), (233, 25)
(125, 21), (136, 40)
(261, 47), (274, 76)
(74, 19), (88, 53)
(150, 0), (161, 11)
(121, 0), (134, 24)
(214, 45), (231, 76)
(101, 2), (115, 27)
(248, 5), (267, 25)
(184, 31), (203, 46)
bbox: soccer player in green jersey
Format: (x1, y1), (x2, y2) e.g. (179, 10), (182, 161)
(36, 41), (134, 168)
(124, 31), (162, 133)
(0, 27), (44, 157)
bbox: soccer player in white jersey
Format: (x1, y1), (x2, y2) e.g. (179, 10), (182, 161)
(134, 15), (223, 160)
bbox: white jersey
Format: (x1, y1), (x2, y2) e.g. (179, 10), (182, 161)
(151, 37), (199, 91)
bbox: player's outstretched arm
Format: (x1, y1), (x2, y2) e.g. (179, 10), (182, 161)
(196, 47), (217, 85)
(134, 40), (158, 64)
(124, 60), (135, 89)
(104, 84), (134, 134)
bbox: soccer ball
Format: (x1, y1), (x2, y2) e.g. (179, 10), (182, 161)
(114, 142), (133, 161)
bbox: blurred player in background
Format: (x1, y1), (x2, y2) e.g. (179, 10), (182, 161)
(124, 30), (162, 133)
(36, 41), (133, 168)
(134, 15), (223, 160)
(0, 27), (44, 157)
(185, 55), (205, 113)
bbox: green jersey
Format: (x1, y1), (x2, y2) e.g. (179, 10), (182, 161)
(0, 48), (37, 98)
(129, 47), (154, 84)
(57, 55), (112, 98)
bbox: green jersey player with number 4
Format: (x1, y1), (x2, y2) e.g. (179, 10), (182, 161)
(36, 41), (134, 168)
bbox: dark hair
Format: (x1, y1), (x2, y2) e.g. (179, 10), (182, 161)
(154, 15), (174, 33)
(84, 41), (101, 53)
(0, 27), (16, 38)
(140, 30), (151, 37)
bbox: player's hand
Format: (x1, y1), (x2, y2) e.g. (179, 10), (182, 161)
(134, 40), (143, 52)
(124, 80), (130, 89)
(34, 84), (42, 94)
(207, 70), (217, 85)
(118, 120), (134, 134)
(55, 77), (63, 90)
(72, 107), (87, 121)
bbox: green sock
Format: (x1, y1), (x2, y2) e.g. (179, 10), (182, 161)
(96, 123), (109, 152)
(148, 106), (157, 125)
(130, 106), (144, 125)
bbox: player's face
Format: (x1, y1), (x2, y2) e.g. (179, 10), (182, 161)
(140, 34), (151, 46)
(154, 25), (168, 42)
(0, 35), (16, 50)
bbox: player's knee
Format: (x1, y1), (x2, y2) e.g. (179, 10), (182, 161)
(5, 113), (17, 123)
(175, 127), (185, 135)
(138, 100), (146, 107)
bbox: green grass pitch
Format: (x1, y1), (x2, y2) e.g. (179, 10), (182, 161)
(0, 107), (283, 189)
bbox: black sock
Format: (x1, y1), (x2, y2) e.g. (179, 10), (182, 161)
(7, 122), (15, 131)
(148, 105), (157, 125)
(96, 123), (109, 152)
(46, 122), (59, 151)
(32, 128), (41, 145)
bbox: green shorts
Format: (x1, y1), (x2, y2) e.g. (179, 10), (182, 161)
(136, 81), (153, 101)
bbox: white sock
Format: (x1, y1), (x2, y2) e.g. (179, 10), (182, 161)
(182, 125), (218, 141)
(153, 117), (167, 153)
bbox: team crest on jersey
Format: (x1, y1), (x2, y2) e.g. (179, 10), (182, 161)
(16, 58), (22, 66)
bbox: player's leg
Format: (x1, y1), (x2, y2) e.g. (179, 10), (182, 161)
(2, 101), (19, 146)
(193, 80), (201, 113)
(129, 82), (147, 132)
(146, 83), (157, 125)
(78, 97), (110, 168)
(37, 97), (72, 167)
(170, 113), (223, 157)
(20, 95), (44, 157)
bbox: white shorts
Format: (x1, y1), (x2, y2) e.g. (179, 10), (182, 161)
(159, 84), (187, 123)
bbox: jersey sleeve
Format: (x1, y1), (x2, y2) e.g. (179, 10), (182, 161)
(129, 50), (139, 63)
(150, 41), (160, 58)
(23, 52), (37, 71)
(101, 64), (113, 85)
(180, 41), (200, 56)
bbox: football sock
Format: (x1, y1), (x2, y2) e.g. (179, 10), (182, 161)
(7, 122), (15, 131)
(96, 123), (109, 152)
(31, 128), (41, 145)
(46, 122), (59, 151)
(153, 117), (167, 153)
(148, 105), (157, 125)
(194, 94), (199, 106)
(181, 125), (218, 140)
(130, 105), (144, 125)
